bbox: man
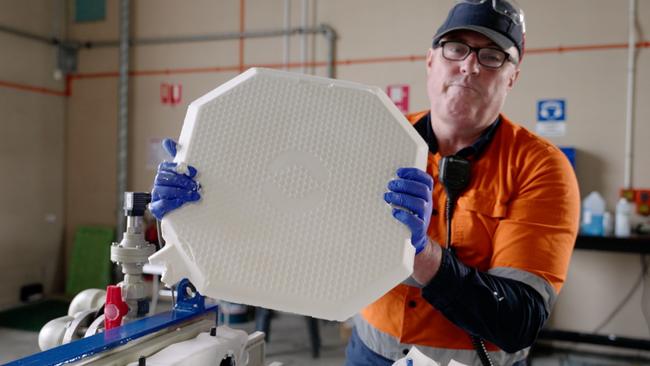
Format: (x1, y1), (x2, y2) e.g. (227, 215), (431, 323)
(151, 1), (579, 365)
(347, 1), (579, 365)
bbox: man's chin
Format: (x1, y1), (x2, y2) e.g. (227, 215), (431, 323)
(443, 99), (480, 117)
(448, 84), (480, 94)
(437, 106), (479, 124)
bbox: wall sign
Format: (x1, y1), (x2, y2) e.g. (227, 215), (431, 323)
(536, 99), (566, 137)
(161, 83), (182, 106)
(386, 84), (409, 114)
(75, 0), (106, 22)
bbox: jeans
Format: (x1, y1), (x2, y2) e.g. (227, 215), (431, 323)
(344, 327), (394, 366)
(343, 327), (529, 366)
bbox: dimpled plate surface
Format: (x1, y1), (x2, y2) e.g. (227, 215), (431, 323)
(149, 68), (428, 321)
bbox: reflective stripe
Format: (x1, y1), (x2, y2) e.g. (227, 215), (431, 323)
(353, 314), (528, 365)
(488, 267), (557, 312)
(402, 276), (424, 288)
(403, 266), (556, 310)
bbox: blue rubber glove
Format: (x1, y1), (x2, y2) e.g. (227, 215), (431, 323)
(383, 167), (434, 254)
(149, 139), (201, 220)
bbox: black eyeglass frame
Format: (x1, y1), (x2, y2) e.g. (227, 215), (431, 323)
(434, 40), (515, 69)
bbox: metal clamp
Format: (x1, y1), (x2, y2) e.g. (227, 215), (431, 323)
(174, 279), (206, 312)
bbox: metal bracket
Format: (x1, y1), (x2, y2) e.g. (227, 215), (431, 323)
(174, 278), (206, 312)
(56, 42), (78, 75)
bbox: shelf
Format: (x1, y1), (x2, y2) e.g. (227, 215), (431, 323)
(575, 235), (650, 254)
(538, 329), (650, 351)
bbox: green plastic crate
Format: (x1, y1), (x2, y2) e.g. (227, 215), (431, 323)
(65, 226), (114, 297)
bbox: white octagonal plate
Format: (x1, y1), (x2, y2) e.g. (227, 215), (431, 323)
(149, 68), (427, 321)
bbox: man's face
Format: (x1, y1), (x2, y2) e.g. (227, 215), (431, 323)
(426, 30), (520, 131)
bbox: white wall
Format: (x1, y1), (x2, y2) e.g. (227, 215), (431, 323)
(21, 0), (650, 344)
(0, 0), (66, 308)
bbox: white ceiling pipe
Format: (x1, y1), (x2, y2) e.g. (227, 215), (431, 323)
(284, 0), (291, 70)
(301, 0), (309, 74)
(624, 0), (637, 189)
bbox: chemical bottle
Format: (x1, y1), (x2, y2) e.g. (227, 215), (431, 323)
(581, 191), (606, 236)
(615, 197), (633, 237)
(603, 211), (614, 236)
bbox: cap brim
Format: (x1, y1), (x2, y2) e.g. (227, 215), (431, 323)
(434, 25), (515, 52)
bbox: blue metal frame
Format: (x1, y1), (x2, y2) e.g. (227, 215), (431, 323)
(5, 279), (216, 366)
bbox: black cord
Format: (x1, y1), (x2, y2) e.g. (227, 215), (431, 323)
(592, 258), (644, 333)
(446, 198), (454, 250)
(592, 254), (648, 334)
(440, 155), (493, 365)
(471, 334), (495, 366)
(444, 196), (493, 366)
(641, 255), (650, 334)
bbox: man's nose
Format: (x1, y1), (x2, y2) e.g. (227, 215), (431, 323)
(460, 52), (480, 75)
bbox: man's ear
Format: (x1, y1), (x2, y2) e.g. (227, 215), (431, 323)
(507, 68), (520, 90)
(426, 48), (434, 75)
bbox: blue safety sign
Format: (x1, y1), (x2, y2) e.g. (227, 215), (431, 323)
(537, 99), (566, 121)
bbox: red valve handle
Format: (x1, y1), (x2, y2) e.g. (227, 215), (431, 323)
(104, 285), (129, 330)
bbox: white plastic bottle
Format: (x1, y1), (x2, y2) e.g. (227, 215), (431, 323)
(603, 211), (614, 236)
(615, 197), (633, 237)
(581, 191), (606, 236)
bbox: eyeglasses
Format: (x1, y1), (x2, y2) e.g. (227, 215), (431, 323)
(457, 0), (525, 29)
(437, 41), (513, 69)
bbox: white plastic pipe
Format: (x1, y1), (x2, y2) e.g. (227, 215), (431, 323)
(284, 0), (291, 70)
(624, 0), (637, 189)
(116, 0), (130, 241)
(301, 0), (309, 74)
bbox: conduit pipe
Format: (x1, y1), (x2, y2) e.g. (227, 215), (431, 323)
(0, 23), (340, 97)
(116, 0), (131, 241)
(0, 24), (55, 44)
(0, 79), (67, 96)
(239, 0), (245, 72)
(83, 25), (338, 78)
(284, 0), (291, 70)
(624, 0), (637, 189)
(5, 37), (649, 96)
(2, 20), (644, 60)
(323, 25), (336, 78)
(301, 0), (309, 74)
(85, 27), (328, 46)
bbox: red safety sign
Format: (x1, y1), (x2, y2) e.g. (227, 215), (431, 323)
(386, 84), (409, 114)
(161, 83), (182, 106)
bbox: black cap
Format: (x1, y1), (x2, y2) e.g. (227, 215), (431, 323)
(124, 192), (152, 217)
(433, 1), (525, 59)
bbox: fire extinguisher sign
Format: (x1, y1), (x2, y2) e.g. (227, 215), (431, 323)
(161, 83), (182, 106)
(386, 84), (409, 114)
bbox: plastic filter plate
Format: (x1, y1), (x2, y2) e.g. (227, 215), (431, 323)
(149, 68), (428, 321)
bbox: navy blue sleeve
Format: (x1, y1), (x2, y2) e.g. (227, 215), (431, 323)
(421, 248), (549, 353)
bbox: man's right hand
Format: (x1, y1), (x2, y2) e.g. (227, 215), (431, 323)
(383, 167), (434, 254)
(149, 139), (201, 220)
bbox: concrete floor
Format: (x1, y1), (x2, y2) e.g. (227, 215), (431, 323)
(0, 327), (40, 364)
(2, 312), (650, 365)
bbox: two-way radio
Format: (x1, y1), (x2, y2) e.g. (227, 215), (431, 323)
(439, 155), (472, 233)
(438, 155), (494, 366)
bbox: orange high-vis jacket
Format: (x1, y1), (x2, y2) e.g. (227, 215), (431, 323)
(356, 111), (580, 363)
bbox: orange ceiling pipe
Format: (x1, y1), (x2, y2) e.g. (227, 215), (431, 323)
(2, 41), (648, 97)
